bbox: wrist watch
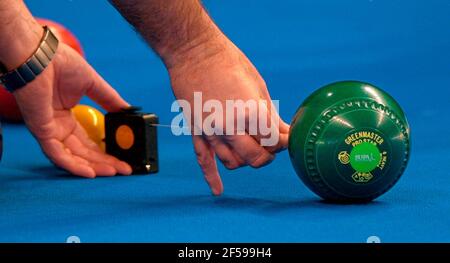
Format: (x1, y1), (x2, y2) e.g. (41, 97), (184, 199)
(0, 26), (59, 92)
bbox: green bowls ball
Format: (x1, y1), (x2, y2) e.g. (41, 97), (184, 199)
(288, 81), (411, 202)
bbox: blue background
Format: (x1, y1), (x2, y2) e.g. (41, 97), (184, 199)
(0, 0), (449, 242)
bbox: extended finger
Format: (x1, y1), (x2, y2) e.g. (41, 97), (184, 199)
(64, 133), (131, 176)
(192, 135), (223, 196)
(40, 139), (96, 178)
(84, 62), (129, 112)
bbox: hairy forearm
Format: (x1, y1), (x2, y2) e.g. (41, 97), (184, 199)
(0, 0), (43, 71)
(110, 0), (224, 68)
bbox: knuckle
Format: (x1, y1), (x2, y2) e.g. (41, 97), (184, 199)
(249, 151), (275, 168)
(224, 161), (240, 170)
(218, 155), (239, 170)
(195, 150), (212, 168)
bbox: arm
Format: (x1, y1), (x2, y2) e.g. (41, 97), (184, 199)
(110, 0), (221, 68)
(0, 0), (43, 71)
(0, 0), (131, 177)
(111, 0), (290, 195)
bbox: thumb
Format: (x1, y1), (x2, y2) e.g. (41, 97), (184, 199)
(85, 64), (129, 112)
(192, 135), (223, 196)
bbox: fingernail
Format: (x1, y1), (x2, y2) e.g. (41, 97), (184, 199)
(211, 186), (223, 196)
(121, 162), (132, 175)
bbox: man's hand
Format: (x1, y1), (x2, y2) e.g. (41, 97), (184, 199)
(169, 34), (290, 195)
(13, 43), (132, 178)
(0, 0), (131, 177)
(111, 0), (290, 195)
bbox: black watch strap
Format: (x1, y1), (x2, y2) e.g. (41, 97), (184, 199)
(0, 26), (59, 92)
